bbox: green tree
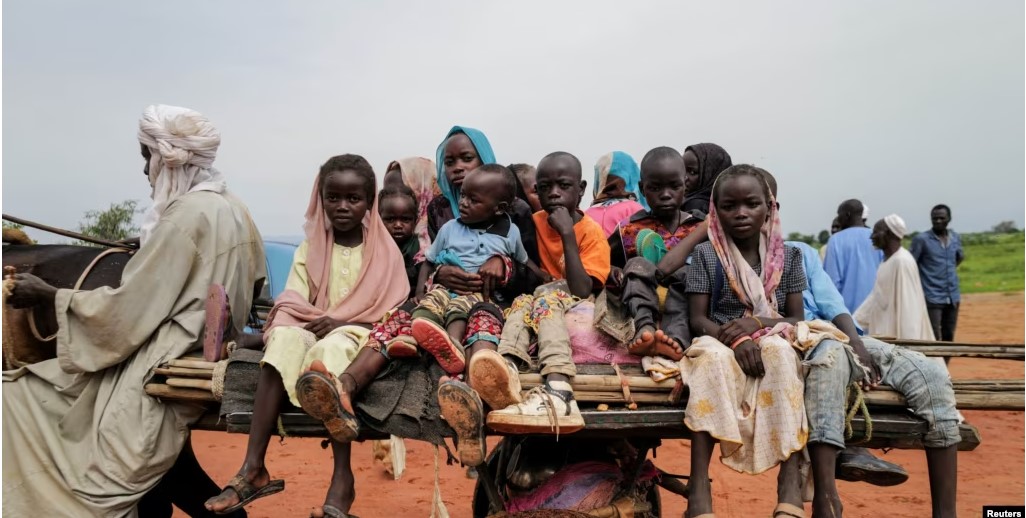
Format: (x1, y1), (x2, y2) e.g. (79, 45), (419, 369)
(816, 229), (830, 245)
(992, 220), (1019, 234)
(77, 200), (141, 245)
(786, 232), (817, 246)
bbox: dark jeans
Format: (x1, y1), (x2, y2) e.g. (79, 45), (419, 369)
(621, 257), (691, 347)
(926, 302), (959, 342)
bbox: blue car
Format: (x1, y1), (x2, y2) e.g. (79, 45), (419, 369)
(249, 237), (301, 330)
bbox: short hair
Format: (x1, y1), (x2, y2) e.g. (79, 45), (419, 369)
(640, 146), (683, 178)
(932, 204), (952, 217)
(713, 164), (772, 204)
(378, 184), (418, 214)
(839, 198), (864, 216)
(318, 154), (376, 201)
(508, 163), (536, 180)
(539, 151), (582, 180)
(474, 163), (518, 204)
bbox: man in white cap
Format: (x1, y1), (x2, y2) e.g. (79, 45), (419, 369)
(3, 105), (265, 517)
(854, 214), (936, 340)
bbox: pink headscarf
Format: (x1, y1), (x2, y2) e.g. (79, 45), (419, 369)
(265, 174), (410, 332)
(706, 168), (786, 319)
(388, 157), (438, 263)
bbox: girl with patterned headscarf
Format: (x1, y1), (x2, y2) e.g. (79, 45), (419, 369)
(669, 164), (812, 518)
(585, 151), (647, 237)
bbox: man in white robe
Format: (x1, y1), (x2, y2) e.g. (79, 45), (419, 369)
(854, 214), (936, 341)
(3, 105), (265, 517)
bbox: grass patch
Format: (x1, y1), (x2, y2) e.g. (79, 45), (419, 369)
(951, 231), (1023, 294)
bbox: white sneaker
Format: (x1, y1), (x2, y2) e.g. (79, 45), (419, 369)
(469, 349), (522, 410)
(486, 381), (584, 435)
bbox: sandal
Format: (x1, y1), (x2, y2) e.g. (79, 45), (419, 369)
(437, 379), (486, 466)
(203, 284), (231, 362)
(296, 370), (360, 443)
(314, 504), (359, 518)
(213, 474), (284, 515)
(773, 502), (805, 518)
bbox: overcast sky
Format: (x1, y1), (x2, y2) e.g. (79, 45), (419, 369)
(3, 1), (1023, 243)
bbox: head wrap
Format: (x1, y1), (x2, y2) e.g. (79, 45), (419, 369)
(137, 105), (225, 245)
(435, 126), (497, 216)
(388, 157), (438, 262)
(706, 168), (786, 318)
(861, 203), (871, 222)
(682, 143), (732, 214)
(884, 214), (907, 239)
(265, 173), (409, 332)
(592, 151), (648, 211)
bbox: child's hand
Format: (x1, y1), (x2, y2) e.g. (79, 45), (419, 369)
(734, 340), (764, 377)
(717, 317), (761, 345)
(304, 316), (343, 339)
(478, 256), (506, 302)
(547, 206), (576, 237)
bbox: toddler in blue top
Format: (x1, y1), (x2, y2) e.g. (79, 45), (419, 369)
(411, 164), (544, 375)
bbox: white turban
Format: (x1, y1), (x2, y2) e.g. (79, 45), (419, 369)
(137, 105), (226, 245)
(861, 203), (870, 221)
(884, 213), (907, 239)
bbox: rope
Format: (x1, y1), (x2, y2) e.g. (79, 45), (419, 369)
(25, 247), (134, 342)
(843, 382), (873, 444)
(430, 445), (451, 518)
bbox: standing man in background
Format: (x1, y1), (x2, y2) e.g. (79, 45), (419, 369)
(911, 204), (964, 342)
(824, 199), (883, 313)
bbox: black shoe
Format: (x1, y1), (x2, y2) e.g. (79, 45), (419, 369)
(837, 447), (909, 486)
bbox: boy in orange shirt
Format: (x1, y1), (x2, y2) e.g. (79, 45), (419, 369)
(473, 151), (611, 434)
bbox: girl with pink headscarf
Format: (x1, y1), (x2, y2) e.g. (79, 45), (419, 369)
(206, 154), (408, 518)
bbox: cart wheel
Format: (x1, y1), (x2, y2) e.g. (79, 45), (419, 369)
(473, 440), (665, 518)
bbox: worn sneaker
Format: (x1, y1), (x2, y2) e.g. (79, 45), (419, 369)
(385, 337), (419, 358)
(437, 379), (487, 467)
(468, 349), (523, 410)
(486, 381), (584, 435)
(411, 318), (466, 375)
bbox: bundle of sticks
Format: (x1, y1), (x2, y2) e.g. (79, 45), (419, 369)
(519, 374), (1025, 411)
(145, 356), (219, 402)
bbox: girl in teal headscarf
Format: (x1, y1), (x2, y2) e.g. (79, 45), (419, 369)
(585, 151), (648, 237)
(427, 125), (497, 239)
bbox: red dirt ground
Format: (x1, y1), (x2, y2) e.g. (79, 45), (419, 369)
(184, 292), (1025, 517)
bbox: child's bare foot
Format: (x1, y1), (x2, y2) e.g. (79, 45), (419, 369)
(629, 326), (658, 356)
(629, 327), (684, 361)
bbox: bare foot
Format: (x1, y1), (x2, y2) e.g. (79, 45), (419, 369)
(204, 466), (271, 513)
(308, 360), (355, 416)
(653, 330), (685, 361)
(629, 326), (658, 356)
(629, 327), (684, 361)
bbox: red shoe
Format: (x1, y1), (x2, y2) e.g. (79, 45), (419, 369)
(411, 318), (465, 375)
